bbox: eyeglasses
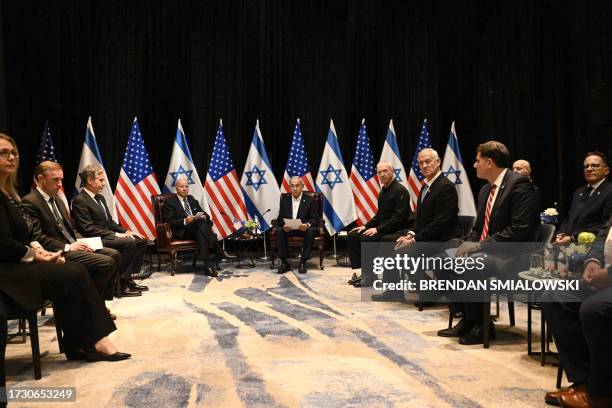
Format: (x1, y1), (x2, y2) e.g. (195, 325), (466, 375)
(584, 164), (605, 170)
(0, 150), (19, 159)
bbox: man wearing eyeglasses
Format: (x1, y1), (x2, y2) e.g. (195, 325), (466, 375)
(555, 152), (612, 245)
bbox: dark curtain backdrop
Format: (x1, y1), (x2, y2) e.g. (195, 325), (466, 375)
(0, 0), (610, 216)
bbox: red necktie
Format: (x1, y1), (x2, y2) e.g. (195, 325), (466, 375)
(480, 184), (497, 241)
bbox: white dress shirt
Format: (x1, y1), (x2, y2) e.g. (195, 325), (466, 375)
(292, 193), (302, 219)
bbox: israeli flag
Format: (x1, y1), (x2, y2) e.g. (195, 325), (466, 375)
(163, 119), (209, 213)
(316, 119), (356, 235)
(240, 120), (280, 232)
(74, 117), (117, 221)
(441, 122), (476, 217)
(379, 119), (409, 191)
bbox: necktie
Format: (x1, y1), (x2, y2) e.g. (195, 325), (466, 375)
(480, 184), (497, 241)
(183, 198), (193, 216)
(420, 183), (429, 203)
(586, 186), (593, 198)
(49, 197), (76, 243)
(94, 194), (109, 223)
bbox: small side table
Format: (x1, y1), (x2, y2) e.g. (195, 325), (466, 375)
(227, 233), (263, 269)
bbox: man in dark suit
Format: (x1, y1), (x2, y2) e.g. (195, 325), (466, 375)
(371, 148), (459, 301)
(436, 141), (539, 345)
(275, 176), (319, 274)
(542, 216), (612, 408)
(21, 161), (121, 303)
(162, 176), (227, 277)
(347, 161), (412, 287)
(72, 164), (147, 297)
(555, 151), (611, 245)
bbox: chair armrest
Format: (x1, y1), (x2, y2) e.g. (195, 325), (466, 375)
(155, 223), (173, 249)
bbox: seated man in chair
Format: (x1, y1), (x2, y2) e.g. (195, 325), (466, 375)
(275, 176), (319, 274)
(162, 176), (229, 277)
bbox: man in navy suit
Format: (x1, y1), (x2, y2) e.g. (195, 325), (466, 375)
(555, 151), (611, 244)
(162, 176), (228, 277)
(436, 141), (539, 345)
(275, 176), (319, 274)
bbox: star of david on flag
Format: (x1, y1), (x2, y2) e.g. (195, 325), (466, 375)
(441, 122), (476, 217)
(316, 119), (356, 235)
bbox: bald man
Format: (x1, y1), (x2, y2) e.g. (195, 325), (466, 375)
(512, 159), (532, 180)
(347, 161), (412, 287)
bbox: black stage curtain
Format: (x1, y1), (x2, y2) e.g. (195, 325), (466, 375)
(0, 0), (610, 216)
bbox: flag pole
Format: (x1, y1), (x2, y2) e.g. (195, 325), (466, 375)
(326, 234), (338, 259)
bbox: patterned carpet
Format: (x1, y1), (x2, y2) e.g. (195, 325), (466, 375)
(5, 257), (561, 407)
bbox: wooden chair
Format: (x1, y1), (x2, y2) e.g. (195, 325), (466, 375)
(3, 297), (62, 380)
(151, 193), (198, 276)
(268, 192), (326, 270)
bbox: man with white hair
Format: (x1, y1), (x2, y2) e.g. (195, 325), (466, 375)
(347, 161), (412, 287)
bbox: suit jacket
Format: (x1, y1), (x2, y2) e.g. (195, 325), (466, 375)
(0, 192), (47, 310)
(162, 194), (211, 239)
(586, 214), (612, 276)
(72, 190), (126, 240)
(413, 175), (459, 241)
(467, 170), (539, 244)
(21, 189), (82, 252)
(559, 180), (612, 239)
(276, 193), (319, 228)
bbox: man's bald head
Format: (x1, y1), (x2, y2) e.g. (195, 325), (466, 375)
(512, 160), (532, 179)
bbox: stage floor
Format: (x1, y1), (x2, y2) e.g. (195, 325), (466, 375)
(5, 257), (559, 407)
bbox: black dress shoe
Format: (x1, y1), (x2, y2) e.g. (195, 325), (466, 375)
(128, 280), (149, 291)
(437, 319), (475, 338)
(458, 321), (496, 345)
(277, 263), (290, 274)
(203, 267), (218, 277)
(120, 287), (142, 297)
(218, 250), (237, 260)
(298, 262), (307, 274)
(85, 349), (132, 362)
(371, 290), (404, 302)
(348, 273), (362, 284)
(65, 349), (87, 361)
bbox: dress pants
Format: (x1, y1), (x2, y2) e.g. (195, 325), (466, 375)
(102, 236), (146, 281)
(275, 227), (316, 262)
(542, 287), (612, 397)
(64, 247), (120, 300)
(347, 231), (399, 269)
(182, 220), (219, 260)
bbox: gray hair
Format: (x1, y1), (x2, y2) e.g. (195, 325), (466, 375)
(80, 164), (104, 185)
(289, 176), (304, 186)
(418, 148), (440, 161)
(376, 161), (394, 171)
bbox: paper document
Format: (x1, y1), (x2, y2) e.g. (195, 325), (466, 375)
(77, 237), (104, 251)
(283, 218), (303, 230)
(194, 212), (206, 219)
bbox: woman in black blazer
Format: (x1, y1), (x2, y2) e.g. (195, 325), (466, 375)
(0, 133), (130, 362)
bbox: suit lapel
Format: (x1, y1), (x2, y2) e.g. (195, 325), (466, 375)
(296, 195), (308, 219)
(34, 190), (58, 225)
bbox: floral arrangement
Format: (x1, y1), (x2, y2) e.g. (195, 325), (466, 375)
(244, 219), (259, 231)
(540, 205), (559, 224)
(565, 232), (596, 274)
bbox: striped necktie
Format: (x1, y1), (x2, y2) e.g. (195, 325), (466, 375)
(480, 184), (497, 241)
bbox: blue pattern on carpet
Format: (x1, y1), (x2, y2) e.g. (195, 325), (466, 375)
(184, 301), (287, 407)
(214, 302), (309, 340)
(352, 329), (483, 408)
(234, 287), (337, 337)
(120, 372), (191, 407)
(269, 276), (343, 316)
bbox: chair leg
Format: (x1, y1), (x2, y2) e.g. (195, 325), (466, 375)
(527, 303), (533, 355)
(508, 294), (515, 327)
(170, 252), (177, 276)
(448, 311), (453, 329)
(27, 315), (41, 380)
(157, 252), (162, 271)
(319, 246), (324, 270)
(54, 310), (64, 354)
(483, 301), (491, 349)
(192, 251), (197, 268)
(541, 309), (546, 366)
(19, 318), (26, 343)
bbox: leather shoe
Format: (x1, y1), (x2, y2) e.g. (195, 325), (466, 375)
(85, 349), (132, 362)
(347, 272), (359, 284)
(559, 389), (589, 408)
(458, 321), (496, 345)
(128, 280), (148, 291)
(203, 267), (218, 277)
(545, 384), (586, 406)
(277, 263), (290, 274)
(437, 319), (475, 338)
(298, 262), (307, 274)
(120, 287), (142, 297)
(218, 250), (236, 260)
(371, 290), (404, 302)
(65, 349), (87, 361)
(349, 275), (363, 285)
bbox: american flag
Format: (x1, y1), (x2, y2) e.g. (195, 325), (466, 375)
(281, 119), (315, 192)
(33, 121), (69, 209)
(204, 121), (247, 238)
(114, 118), (161, 240)
(407, 119), (432, 211)
(350, 119), (380, 225)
